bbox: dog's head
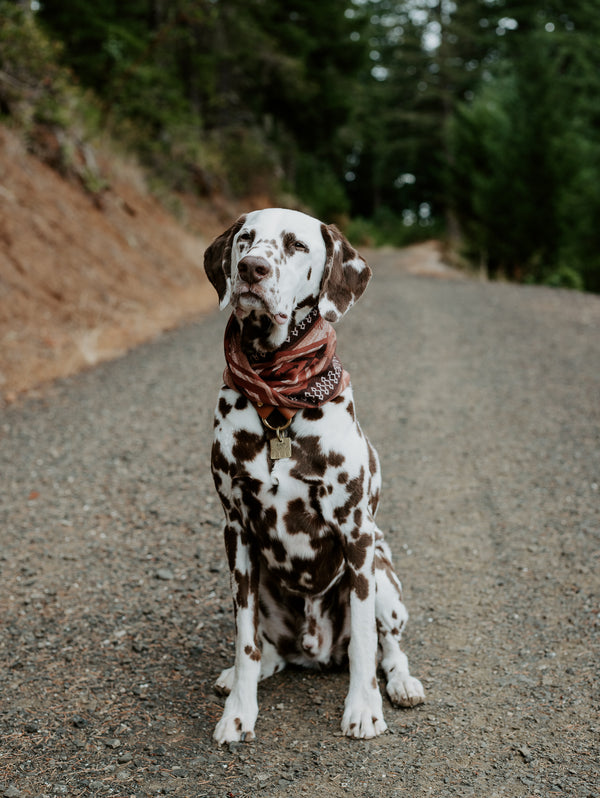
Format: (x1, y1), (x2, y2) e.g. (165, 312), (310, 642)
(204, 208), (371, 350)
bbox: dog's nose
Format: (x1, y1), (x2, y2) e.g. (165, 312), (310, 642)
(237, 256), (272, 284)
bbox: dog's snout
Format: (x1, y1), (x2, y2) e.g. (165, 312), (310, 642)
(238, 256), (272, 284)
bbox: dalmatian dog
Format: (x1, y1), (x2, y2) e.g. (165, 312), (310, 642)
(204, 208), (425, 744)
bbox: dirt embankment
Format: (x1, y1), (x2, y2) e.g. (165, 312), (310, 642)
(0, 125), (253, 402)
(0, 125), (457, 405)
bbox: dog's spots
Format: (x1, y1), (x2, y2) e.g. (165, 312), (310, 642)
(224, 526), (237, 571)
(334, 467), (365, 525)
(232, 430), (265, 463)
(212, 440), (233, 478)
(290, 436), (328, 478)
(338, 471), (349, 484)
(234, 568), (250, 608)
(284, 497), (323, 537)
(351, 571), (370, 600)
(282, 231), (299, 257)
(244, 645), (261, 662)
(302, 407), (324, 421)
(346, 532), (372, 570)
(264, 506), (277, 530)
(367, 441), (378, 476)
(235, 394), (249, 411)
(368, 488), (380, 516)
(346, 401), (356, 422)
(219, 397), (233, 417)
(328, 451), (345, 468)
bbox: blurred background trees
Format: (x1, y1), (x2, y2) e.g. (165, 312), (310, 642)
(1, 0), (599, 291)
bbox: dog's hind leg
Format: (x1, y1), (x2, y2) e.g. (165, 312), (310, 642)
(375, 540), (425, 707)
(215, 636), (286, 696)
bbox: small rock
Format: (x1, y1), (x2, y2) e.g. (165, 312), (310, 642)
(72, 714), (87, 728)
(117, 752), (133, 763)
(24, 722), (39, 733)
(105, 738), (121, 749)
(516, 743), (534, 763)
(156, 568), (174, 581)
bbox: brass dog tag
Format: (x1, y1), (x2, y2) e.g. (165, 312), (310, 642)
(270, 431), (292, 460)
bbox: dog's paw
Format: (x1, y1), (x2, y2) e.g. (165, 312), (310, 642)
(342, 690), (388, 739)
(386, 674), (425, 707)
(214, 690), (258, 745)
(214, 713), (257, 745)
(214, 666), (235, 696)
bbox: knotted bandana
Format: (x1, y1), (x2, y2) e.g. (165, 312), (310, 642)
(223, 307), (350, 419)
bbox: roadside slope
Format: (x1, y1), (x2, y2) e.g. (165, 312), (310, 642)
(0, 125), (219, 401)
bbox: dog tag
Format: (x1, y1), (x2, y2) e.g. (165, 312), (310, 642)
(270, 431), (292, 460)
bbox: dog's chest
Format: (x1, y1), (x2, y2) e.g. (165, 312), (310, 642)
(212, 387), (373, 590)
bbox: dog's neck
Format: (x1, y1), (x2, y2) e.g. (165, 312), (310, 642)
(237, 304), (316, 357)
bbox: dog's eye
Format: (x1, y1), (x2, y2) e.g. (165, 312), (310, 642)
(294, 240), (309, 252)
(238, 231), (252, 243)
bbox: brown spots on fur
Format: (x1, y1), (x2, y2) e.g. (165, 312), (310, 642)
(234, 394), (249, 410)
(345, 532), (372, 570)
(351, 572), (370, 600)
(234, 568), (250, 608)
(212, 440), (233, 478)
(219, 397), (233, 417)
(284, 497), (323, 537)
(224, 526), (237, 571)
(244, 645), (261, 662)
(290, 435), (329, 478)
(327, 451), (345, 468)
(367, 441), (378, 476)
(338, 471), (349, 484)
(302, 407), (324, 421)
(346, 401), (356, 421)
(368, 488), (380, 517)
(232, 429), (265, 462)
(334, 467), (365, 525)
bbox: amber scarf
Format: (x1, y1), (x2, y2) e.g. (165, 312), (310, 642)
(223, 307), (350, 419)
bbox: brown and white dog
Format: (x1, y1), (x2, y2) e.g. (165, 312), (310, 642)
(204, 208), (424, 744)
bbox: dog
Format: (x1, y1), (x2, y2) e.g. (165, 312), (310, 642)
(204, 208), (425, 744)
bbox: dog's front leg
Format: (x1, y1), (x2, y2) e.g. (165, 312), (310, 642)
(214, 523), (261, 745)
(342, 528), (388, 739)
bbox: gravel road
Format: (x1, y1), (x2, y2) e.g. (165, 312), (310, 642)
(1, 248), (599, 798)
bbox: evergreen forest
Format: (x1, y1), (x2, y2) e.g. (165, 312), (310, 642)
(1, 0), (599, 291)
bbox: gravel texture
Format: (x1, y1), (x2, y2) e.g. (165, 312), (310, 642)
(1, 249), (599, 797)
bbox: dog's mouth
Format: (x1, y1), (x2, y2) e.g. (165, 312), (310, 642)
(234, 288), (289, 326)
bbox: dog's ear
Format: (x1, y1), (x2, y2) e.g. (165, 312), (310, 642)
(203, 215), (247, 310)
(318, 224), (372, 323)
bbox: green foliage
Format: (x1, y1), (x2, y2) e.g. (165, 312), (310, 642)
(447, 3), (600, 291)
(3, 0), (600, 291)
